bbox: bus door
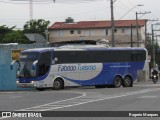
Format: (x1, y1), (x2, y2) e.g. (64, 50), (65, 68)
(38, 51), (52, 85)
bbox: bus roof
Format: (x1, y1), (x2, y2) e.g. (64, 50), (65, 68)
(21, 48), (54, 53)
(85, 47), (146, 51)
(21, 46), (146, 53)
(57, 46), (146, 51)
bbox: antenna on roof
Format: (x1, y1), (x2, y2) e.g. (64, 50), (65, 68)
(29, 0), (33, 20)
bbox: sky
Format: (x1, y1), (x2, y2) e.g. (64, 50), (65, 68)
(0, 0), (160, 34)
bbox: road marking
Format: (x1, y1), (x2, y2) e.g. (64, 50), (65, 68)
(138, 95), (159, 98)
(17, 88), (160, 111)
(1, 88), (160, 119)
(9, 96), (22, 99)
(17, 92), (87, 111)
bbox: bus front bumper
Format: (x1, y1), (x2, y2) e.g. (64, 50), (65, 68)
(16, 81), (36, 88)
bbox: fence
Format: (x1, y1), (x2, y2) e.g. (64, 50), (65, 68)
(0, 44), (49, 90)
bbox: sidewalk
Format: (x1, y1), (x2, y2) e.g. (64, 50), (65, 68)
(134, 79), (152, 84)
(134, 79), (160, 88)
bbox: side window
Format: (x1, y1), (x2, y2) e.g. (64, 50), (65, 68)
(131, 51), (146, 62)
(78, 29), (81, 34)
(114, 29), (117, 33)
(38, 52), (51, 76)
(106, 29), (108, 36)
(70, 30), (74, 34)
(121, 29), (125, 33)
(53, 51), (74, 64)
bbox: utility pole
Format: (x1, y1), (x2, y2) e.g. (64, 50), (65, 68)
(151, 23), (160, 68)
(45, 28), (49, 43)
(110, 0), (115, 47)
(144, 19), (148, 48)
(131, 24), (133, 47)
(147, 19), (159, 26)
(136, 11), (151, 47)
(146, 19), (158, 47)
(136, 12), (139, 47)
(152, 24), (155, 68)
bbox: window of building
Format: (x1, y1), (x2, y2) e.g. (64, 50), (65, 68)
(114, 29), (117, 33)
(121, 29), (125, 33)
(78, 29), (81, 34)
(106, 29), (108, 35)
(70, 30), (74, 34)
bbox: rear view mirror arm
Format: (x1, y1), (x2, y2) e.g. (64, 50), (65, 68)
(11, 60), (20, 70)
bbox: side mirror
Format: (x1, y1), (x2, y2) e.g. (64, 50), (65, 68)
(11, 60), (19, 70)
(32, 60), (38, 70)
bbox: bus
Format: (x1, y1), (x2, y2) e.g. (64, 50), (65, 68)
(11, 45), (148, 90)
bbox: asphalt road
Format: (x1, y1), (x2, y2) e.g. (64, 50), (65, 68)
(0, 80), (160, 120)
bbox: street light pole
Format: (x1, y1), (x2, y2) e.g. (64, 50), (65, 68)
(119, 4), (143, 20)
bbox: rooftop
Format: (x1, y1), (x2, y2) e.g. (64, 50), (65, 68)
(49, 19), (147, 30)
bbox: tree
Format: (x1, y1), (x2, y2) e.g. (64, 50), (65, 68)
(0, 19), (50, 44)
(23, 19), (50, 38)
(146, 34), (160, 69)
(2, 30), (30, 43)
(0, 25), (15, 42)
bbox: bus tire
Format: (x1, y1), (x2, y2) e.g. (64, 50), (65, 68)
(113, 76), (122, 88)
(123, 76), (132, 87)
(53, 79), (64, 90)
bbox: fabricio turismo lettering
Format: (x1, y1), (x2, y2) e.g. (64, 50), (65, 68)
(58, 64), (96, 71)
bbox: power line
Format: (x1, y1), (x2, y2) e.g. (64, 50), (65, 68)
(0, 0), (105, 4)
(119, 4), (143, 20)
(0, 0), (53, 4)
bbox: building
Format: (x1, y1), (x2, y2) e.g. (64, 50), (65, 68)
(49, 18), (147, 47)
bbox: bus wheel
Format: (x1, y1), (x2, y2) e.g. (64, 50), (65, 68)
(53, 79), (64, 90)
(123, 76), (132, 87)
(113, 76), (122, 88)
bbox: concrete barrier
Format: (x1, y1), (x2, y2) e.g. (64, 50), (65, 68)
(0, 44), (49, 90)
(137, 70), (148, 82)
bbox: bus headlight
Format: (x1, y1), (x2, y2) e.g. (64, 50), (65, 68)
(30, 81), (34, 84)
(16, 80), (19, 83)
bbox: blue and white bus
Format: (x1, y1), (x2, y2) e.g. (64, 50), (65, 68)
(11, 46), (148, 90)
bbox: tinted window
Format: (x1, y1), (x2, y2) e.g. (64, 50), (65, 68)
(38, 51), (51, 76)
(53, 50), (146, 64)
(131, 50), (146, 61)
(20, 52), (39, 61)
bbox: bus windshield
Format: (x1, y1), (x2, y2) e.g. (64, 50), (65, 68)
(18, 52), (40, 78)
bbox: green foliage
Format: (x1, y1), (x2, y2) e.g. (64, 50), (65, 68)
(2, 30), (30, 43)
(0, 19), (50, 44)
(146, 34), (160, 68)
(0, 25), (15, 42)
(23, 19), (50, 37)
